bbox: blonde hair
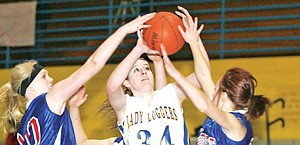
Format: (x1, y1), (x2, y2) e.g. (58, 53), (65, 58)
(0, 60), (37, 134)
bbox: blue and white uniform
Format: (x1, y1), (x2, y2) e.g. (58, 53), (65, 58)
(17, 93), (76, 145)
(118, 84), (189, 145)
(113, 136), (125, 145)
(197, 112), (253, 145)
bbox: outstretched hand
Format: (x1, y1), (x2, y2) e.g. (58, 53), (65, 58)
(176, 6), (211, 71)
(136, 28), (160, 55)
(68, 86), (88, 108)
(175, 6), (204, 44)
(123, 12), (156, 35)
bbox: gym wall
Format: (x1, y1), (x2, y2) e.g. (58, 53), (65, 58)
(0, 56), (299, 142)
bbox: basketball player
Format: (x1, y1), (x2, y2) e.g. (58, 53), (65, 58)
(69, 53), (168, 145)
(0, 12), (156, 145)
(105, 26), (192, 144)
(162, 6), (271, 145)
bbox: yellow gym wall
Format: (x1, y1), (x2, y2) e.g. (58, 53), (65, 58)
(0, 56), (299, 142)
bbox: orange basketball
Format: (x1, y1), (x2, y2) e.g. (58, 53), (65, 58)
(143, 12), (185, 55)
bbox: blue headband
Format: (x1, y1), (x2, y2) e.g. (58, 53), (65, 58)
(18, 64), (44, 97)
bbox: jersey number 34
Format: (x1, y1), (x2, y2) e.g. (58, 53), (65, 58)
(138, 125), (174, 145)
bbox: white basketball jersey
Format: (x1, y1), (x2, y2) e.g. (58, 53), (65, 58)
(118, 84), (189, 145)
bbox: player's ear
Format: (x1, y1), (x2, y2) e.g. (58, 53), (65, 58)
(221, 92), (228, 100)
(123, 80), (131, 88)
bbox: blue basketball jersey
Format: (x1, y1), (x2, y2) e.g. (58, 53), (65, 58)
(17, 93), (76, 145)
(197, 112), (253, 145)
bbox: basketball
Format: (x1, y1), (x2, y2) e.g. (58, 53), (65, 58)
(143, 12), (185, 55)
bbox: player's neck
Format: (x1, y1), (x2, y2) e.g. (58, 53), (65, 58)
(133, 90), (154, 106)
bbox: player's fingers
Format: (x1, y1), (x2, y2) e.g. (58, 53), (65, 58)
(175, 10), (191, 27)
(178, 25), (184, 35)
(140, 29), (144, 37)
(141, 12), (156, 22)
(197, 24), (205, 34)
(175, 11), (185, 19)
(137, 28), (141, 38)
(194, 17), (198, 30)
(160, 44), (167, 57)
(176, 11), (189, 26)
(178, 26), (188, 42)
(76, 86), (85, 94)
(143, 25), (151, 28)
(137, 26), (144, 38)
(143, 12), (156, 18)
(186, 15), (194, 28)
(178, 6), (193, 21)
(147, 48), (160, 55)
(161, 44), (172, 71)
(147, 53), (161, 58)
(161, 44), (174, 73)
(181, 17), (189, 29)
(83, 94), (88, 100)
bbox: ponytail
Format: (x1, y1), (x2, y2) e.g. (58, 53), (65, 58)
(0, 82), (24, 134)
(97, 99), (118, 134)
(246, 94), (271, 121)
(97, 87), (132, 133)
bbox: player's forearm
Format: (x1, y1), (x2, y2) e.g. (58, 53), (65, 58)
(189, 41), (215, 100)
(153, 61), (167, 90)
(85, 27), (128, 71)
(69, 107), (88, 144)
(198, 37), (211, 71)
(172, 70), (211, 112)
(107, 45), (144, 90)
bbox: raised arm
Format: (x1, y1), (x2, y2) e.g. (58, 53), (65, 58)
(174, 6), (248, 139)
(106, 29), (159, 121)
(161, 45), (212, 115)
(47, 13), (156, 115)
(148, 54), (167, 90)
(161, 43), (241, 139)
(176, 6), (215, 101)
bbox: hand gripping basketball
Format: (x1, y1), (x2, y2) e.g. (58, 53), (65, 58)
(143, 12), (185, 55)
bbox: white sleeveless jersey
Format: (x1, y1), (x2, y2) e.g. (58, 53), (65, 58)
(118, 84), (189, 145)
